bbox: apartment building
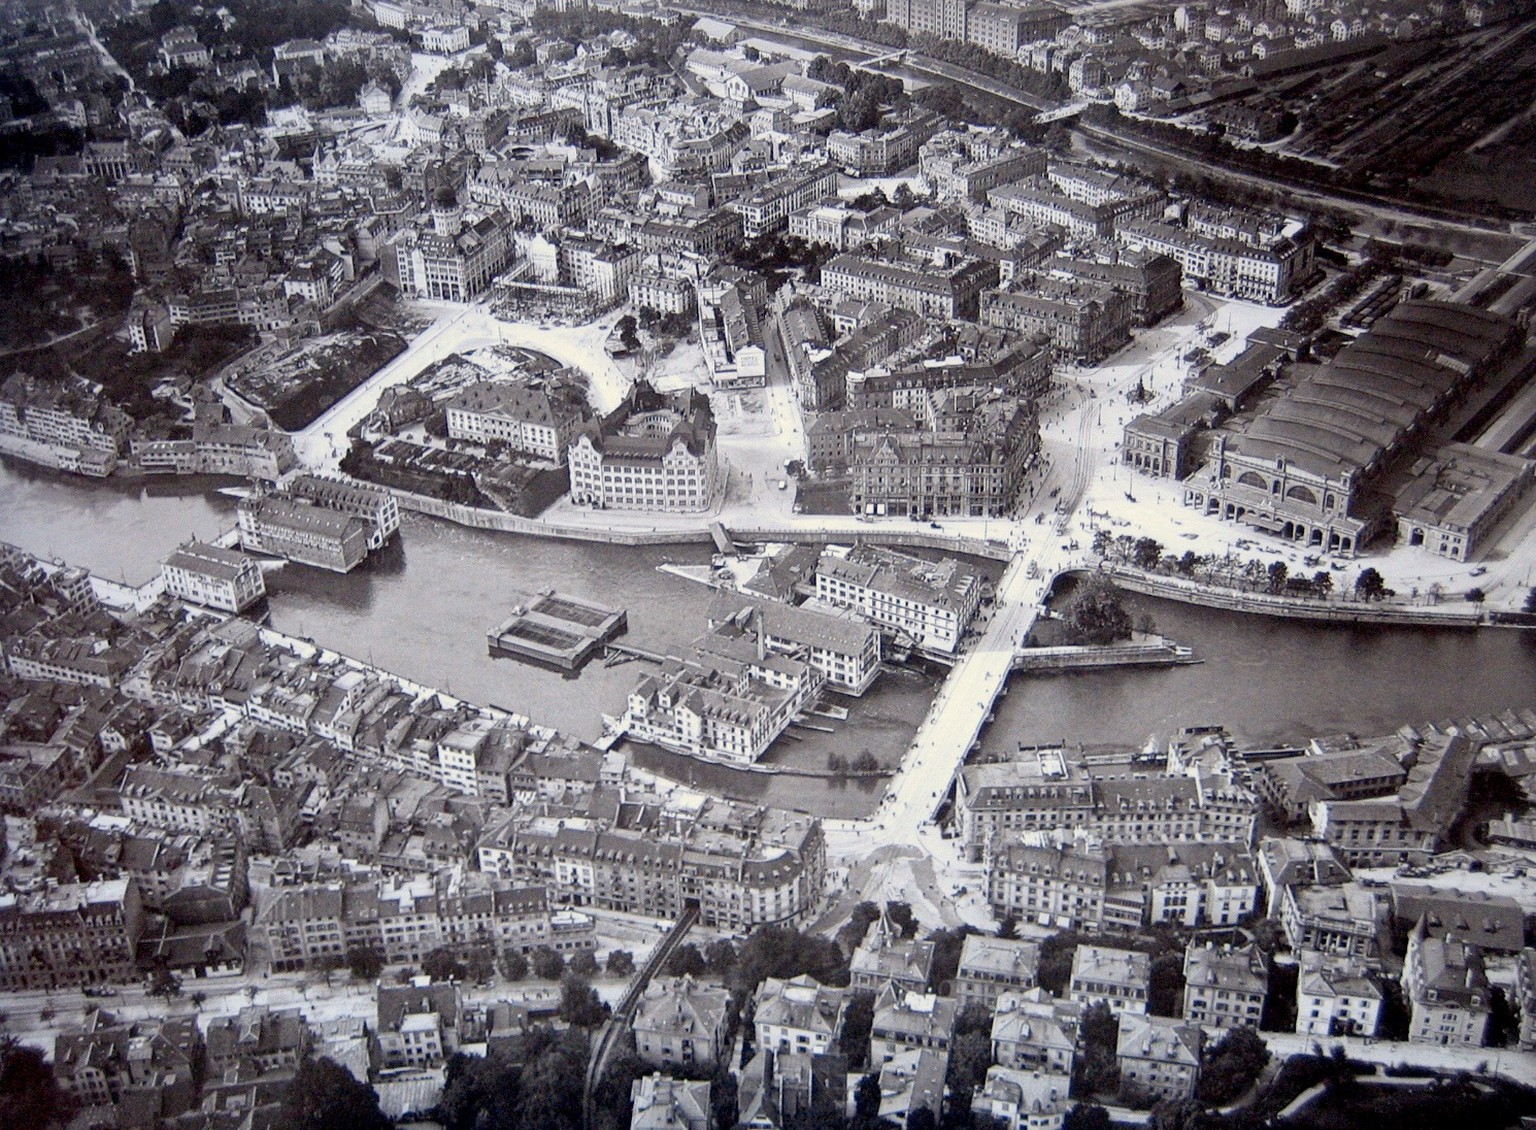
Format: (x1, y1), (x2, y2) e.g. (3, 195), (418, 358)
(1116, 1015), (1202, 1103)
(0, 878), (145, 990)
(445, 380), (589, 462)
(1070, 944), (1150, 1016)
(1116, 216), (1314, 304)
(987, 841), (1109, 931)
(1182, 942), (1267, 1029)
(632, 976), (733, 1071)
(755, 975), (847, 1056)
(706, 594), (884, 696)
(729, 162), (839, 238)
(956, 935), (1042, 1010)
(822, 250), (998, 321)
(385, 211), (513, 302)
(1402, 918), (1491, 1046)
(160, 541), (267, 614)
(980, 280), (1131, 363)
(813, 544), (984, 656)
(1296, 951), (1382, 1038)
(990, 989), (1080, 1075)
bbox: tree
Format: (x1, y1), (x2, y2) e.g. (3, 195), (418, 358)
(665, 942), (708, 978)
(1132, 537), (1163, 570)
(854, 1071), (882, 1121)
(705, 938), (738, 977)
(1074, 1001), (1120, 1097)
(1313, 570), (1334, 597)
(1197, 1025), (1269, 1104)
(1092, 529), (1113, 558)
(1355, 567), (1388, 601)
(0, 1037), (77, 1127)
(1266, 560), (1289, 594)
(348, 945), (385, 982)
(1525, 587), (1536, 614)
(281, 1056), (393, 1130)
(1466, 586), (1487, 604)
(189, 990), (207, 1011)
(500, 949), (529, 981)
(466, 945), (496, 984)
(559, 971), (610, 1028)
(836, 989), (878, 1069)
(838, 902), (883, 954)
(531, 947), (566, 981)
(570, 950), (600, 977)
(885, 901), (918, 939)
(1060, 574), (1133, 645)
(148, 965), (182, 1002)
(1063, 1104), (1112, 1130)
(907, 1106), (938, 1130)
(605, 950), (635, 977)
(423, 947), (467, 983)
(314, 953), (345, 986)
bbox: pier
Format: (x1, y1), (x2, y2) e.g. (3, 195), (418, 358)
(487, 591), (628, 671)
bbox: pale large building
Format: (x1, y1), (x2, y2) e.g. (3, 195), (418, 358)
(755, 975), (847, 1056)
(1296, 952), (1382, 1038)
(813, 544), (984, 656)
(1402, 918), (1491, 1046)
(707, 594), (883, 696)
(1182, 942), (1267, 1029)
(1116, 214), (1314, 305)
(1116, 1015), (1202, 1104)
(632, 976), (732, 1072)
(0, 878), (145, 990)
(385, 211), (513, 302)
(160, 541), (267, 614)
(445, 380), (589, 462)
(822, 250), (998, 321)
(1069, 945), (1149, 1016)
(568, 381), (719, 513)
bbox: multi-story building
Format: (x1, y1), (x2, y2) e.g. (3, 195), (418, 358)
(132, 422), (296, 480)
(0, 373), (130, 475)
(823, 250), (998, 321)
(1280, 881), (1384, 960)
(1116, 1015), (1202, 1103)
(445, 380), (589, 462)
(385, 211), (513, 301)
(706, 594), (883, 695)
(623, 634), (823, 766)
(1182, 942), (1267, 1029)
(956, 749), (1258, 863)
(1116, 216), (1314, 304)
(826, 126), (918, 178)
(967, 1), (1071, 54)
(1392, 443), (1536, 563)
(54, 1011), (204, 1118)
(885, 0), (968, 41)
(160, 541), (266, 614)
(477, 795), (825, 932)
(631, 1073), (712, 1130)
(990, 989), (1080, 1075)
(755, 975), (847, 1056)
(956, 936), (1041, 1010)
(980, 280), (1131, 363)
(850, 915), (936, 995)
(1256, 747), (1408, 826)
(205, 1006), (309, 1077)
(1403, 918), (1491, 1046)
(1310, 731), (1477, 867)
(919, 131), (1045, 203)
(969, 1066), (1072, 1130)
(1045, 252), (1183, 326)
(0, 878), (145, 990)
(848, 392), (1039, 520)
(729, 162), (839, 239)
(986, 841), (1108, 931)
(813, 544), (984, 656)
(1516, 948), (1536, 1051)
(237, 497), (370, 573)
(870, 986), (959, 1063)
(568, 381), (720, 513)
(1069, 944), (1150, 1015)
(376, 982), (460, 1069)
(632, 976), (733, 1071)
(286, 474), (399, 550)
(789, 202), (903, 250)
(1296, 952), (1382, 1038)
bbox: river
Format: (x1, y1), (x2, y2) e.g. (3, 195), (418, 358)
(3, 459), (1534, 816)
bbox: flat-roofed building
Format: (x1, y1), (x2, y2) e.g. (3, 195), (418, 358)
(1281, 881), (1383, 959)
(1393, 443), (1535, 562)
(161, 541), (266, 614)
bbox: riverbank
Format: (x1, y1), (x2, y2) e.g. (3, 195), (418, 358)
(1082, 564), (1498, 628)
